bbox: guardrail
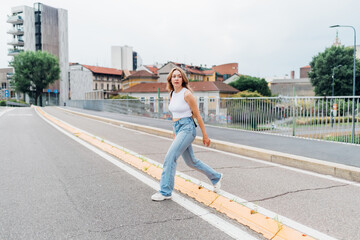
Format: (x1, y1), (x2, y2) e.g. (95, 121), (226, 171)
(66, 96), (360, 144)
(6, 101), (30, 107)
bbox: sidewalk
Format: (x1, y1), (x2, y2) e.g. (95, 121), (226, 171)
(61, 106), (360, 169)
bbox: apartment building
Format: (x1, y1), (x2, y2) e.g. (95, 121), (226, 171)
(69, 63), (124, 99)
(0, 68), (14, 99)
(7, 2), (69, 105)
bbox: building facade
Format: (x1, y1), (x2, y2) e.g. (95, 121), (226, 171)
(0, 68), (14, 99)
(158, 62), (221, 83)
(69, 64), (124, 99)
(7, 2), (69, 105)
(111, 45), (134, 70)
(270, 78), (315, 96)
(121, 70), (159, 90)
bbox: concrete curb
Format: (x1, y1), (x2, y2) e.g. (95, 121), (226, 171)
(58, 107), (360, 183)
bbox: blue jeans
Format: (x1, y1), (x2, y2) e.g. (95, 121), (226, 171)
(159, 117), (221, 196)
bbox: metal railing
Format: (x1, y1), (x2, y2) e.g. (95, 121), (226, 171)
(66, 96), (360, 144)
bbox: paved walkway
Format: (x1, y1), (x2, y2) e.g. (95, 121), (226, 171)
(61, 106), (360, 168)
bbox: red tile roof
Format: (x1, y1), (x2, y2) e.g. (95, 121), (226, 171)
(128, 70), (159, 79)
(301, 65), (311, 68)
(145, 65), (158, 74)
(122, 82), (238, 93)
(82, 65), (123, 76)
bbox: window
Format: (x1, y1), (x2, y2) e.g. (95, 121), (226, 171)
(150, 97), (154, 102)
(210, 98), (215, 102)
(140, 97), (145, 103)
(1, 83), (6, 89)
(101, 83), (104, 89)
(207, 77), (209, 81)
(199, 97), (204, 102)
(107, 84), (109, 90)
(95, 83), (97, 90)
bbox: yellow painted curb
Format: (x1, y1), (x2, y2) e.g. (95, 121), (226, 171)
(38, 107), (314, 240)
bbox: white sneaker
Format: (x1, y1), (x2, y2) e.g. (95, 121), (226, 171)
(213, 173), (223, 193)
(151, 192), (172, 201)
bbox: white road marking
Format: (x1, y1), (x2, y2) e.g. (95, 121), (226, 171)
(41, 108), (340, 240)
(36, 108), (260, 240)
(7, 114), (33, 116)
(0, 108), (15, 117)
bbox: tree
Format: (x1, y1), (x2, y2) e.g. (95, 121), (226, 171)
(10, 51), (60, 106)
(229, 75), (271, 96)
(309, 45), (360, 96)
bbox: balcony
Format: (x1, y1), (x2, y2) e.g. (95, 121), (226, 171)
(7, 15), (23, 24)
(7, 39), (24, 46)
(8, 49), (23, 56)
(6, 73), (14, 80)
(7, 28), (24, 35)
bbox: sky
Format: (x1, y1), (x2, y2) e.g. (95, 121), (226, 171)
(1, 0), (359, 79)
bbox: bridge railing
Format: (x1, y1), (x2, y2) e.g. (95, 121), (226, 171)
(66, 96), (360, 144)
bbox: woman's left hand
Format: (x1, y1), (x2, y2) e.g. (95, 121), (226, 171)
(203, 136), (211, 147)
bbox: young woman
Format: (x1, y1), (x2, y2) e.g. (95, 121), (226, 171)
(151, 67), (223, 201)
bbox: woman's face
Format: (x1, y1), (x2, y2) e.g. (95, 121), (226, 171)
(171, 70), (183, 88)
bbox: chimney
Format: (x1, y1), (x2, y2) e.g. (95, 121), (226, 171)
(291, 70), (295, 79)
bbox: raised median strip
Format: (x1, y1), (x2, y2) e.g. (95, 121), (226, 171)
(36, 107), (318, 239)
(58, 107), (360, 183)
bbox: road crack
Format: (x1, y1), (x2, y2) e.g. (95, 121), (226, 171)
(86, 214), (205, 234)
(245, 184), (348, 203)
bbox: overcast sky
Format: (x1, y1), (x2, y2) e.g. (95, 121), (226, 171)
(1, 0), (359, 78)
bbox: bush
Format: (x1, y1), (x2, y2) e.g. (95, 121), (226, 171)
(226, 92), (275, 129)
(110, 94), (138, 100)
(0, 100), (6, 106)
(231, 90), (263, 98)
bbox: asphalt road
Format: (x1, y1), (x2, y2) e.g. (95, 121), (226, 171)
(61, 106), (360, 168)
(0, 107), (259, 240)
(44, 106), (360, 240)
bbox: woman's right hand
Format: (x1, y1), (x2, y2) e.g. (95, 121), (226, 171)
(203, 135), (211, 147)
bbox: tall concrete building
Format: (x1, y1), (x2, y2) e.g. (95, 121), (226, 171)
(7, 2), (69, 105)
(111, 45), (134, 71)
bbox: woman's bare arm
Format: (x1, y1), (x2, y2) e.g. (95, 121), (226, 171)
(184, 90), (210, 147)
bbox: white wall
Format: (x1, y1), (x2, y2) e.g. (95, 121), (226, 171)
(121, 45), (133, 71)
(69, 65), (93, 100)
(111, 45), (133, 70)
(58, 8), (69, 105)
(111, 46), (122, 69)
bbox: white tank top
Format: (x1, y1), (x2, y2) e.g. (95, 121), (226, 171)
(168, 88), (192, 119)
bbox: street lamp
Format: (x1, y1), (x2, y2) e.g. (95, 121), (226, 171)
(331, 64), (342, 127)
(330, 25), (357, 143)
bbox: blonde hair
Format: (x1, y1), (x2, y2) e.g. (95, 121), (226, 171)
(166, 67), (191, 92)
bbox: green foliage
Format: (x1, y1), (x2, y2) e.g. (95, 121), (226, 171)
(309, 45), (360, 96)
(0, 100), (6, 106)
(226, 94), (275, 130)
(231, 90), (264, 98)
(229, 75), (271, 96)
(296, 116), (360, 125)
(110, 94), (138, 99)
(10, 50), (60, 106)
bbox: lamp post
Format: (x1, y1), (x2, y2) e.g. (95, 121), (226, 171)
(330, 25), (357, 143)
(331, 64), (342, 127)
